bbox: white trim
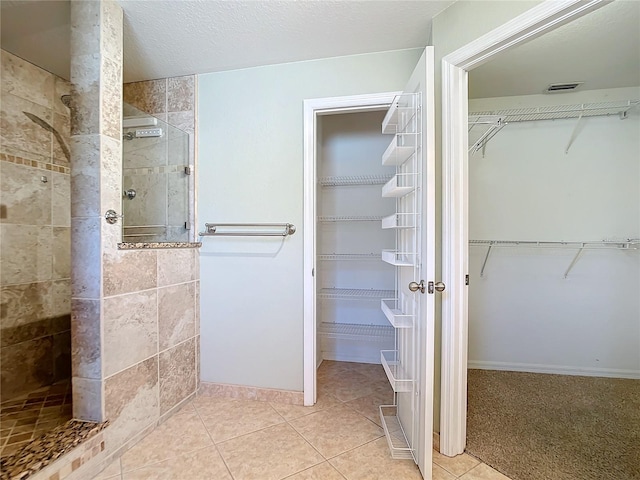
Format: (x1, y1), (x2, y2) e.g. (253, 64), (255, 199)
(303, 92), (400, 407)
(468, 362), (640, 380)
(440, 0), (611, 457)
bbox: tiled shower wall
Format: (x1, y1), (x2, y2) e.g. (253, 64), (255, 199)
(68, 0), (201, 465)
(123, 77), (196, 242)
(0, 50), (72, 401)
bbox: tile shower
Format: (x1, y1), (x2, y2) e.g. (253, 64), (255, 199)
(0, 50), (73, 457)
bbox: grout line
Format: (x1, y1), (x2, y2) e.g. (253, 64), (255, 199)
(191, 403), (236, 480)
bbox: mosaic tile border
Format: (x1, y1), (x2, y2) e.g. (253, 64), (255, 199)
(0, 420), (108, 480)
(118, 242), (201, 250)
(0, 153), (70, 175)
(123, 164), (186, 176)
(199, 381), (304, 406)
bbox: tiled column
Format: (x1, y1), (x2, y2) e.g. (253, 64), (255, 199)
(69, 0), (123, 422)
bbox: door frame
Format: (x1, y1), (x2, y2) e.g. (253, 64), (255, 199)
(303, 92), (401, 406)
(440, 0), (612, 456)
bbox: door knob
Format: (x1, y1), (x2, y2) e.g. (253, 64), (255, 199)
(434, 281), (446, 292)
(409, 281), (425, 293)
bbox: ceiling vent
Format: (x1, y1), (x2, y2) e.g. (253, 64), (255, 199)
(545, 82), (584, 93)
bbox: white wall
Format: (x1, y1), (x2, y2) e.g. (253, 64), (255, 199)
(467, 87), (640, 378)
(197, 49), (421, 391)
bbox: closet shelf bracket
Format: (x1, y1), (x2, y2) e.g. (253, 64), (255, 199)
(563, 244), (585, 279)
(480, 244), (493, 277)
(564, 113), (584, 154)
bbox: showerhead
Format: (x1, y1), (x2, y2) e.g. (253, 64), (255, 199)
(61, 95), (71, 108)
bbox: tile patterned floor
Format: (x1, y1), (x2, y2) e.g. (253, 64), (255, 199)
(92, 362), (511, 480)
(0, 380), (73, 459)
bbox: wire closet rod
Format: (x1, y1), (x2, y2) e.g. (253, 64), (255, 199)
(199, 223), (296, 237)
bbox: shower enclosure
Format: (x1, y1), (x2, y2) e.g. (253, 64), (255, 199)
(0, 50), (73, 458)
(122, 103), (191, 243)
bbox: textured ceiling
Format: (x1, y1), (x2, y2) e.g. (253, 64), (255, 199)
(2, 1), (638, 96)
(469, 0), (640, 98)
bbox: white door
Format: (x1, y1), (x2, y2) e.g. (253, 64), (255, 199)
(394, 47), (436, 477)
(302, 46), (436, 479)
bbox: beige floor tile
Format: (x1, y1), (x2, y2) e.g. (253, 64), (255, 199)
(270, 393), (342, 421)
(285, 461), (346, 479)
(120, 410), (213, 472)
(432, 463), (457, 480)
(92, 458), (122, 480)
(329, 437), (422, 480)
(194, 396), (285, 443)
(217, 423), (324, 480)
(289, 404), (383, 458)
(432, 450), (480, 477)
(459, 463), (512, 480)
(122, 446), (232, 480)
(317, 370), (378, 402)
(345, 389), (394, 427)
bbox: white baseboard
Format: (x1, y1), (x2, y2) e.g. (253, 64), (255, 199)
(468, 360), (640, 379)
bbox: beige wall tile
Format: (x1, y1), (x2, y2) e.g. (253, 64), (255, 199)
(100, 56), (122, 140)
(0, 282), (47, 330)
(53, 227), (71, 280)
(70, 134), (102, 217)
(1, 93), (53, 159)
(70, 53), (102, 136)
(53, 76), (72, 115)
(103, 250), (157, 297)
(101, 0), (123, 65)
(0, 224), (52, 285)
(166, 111), (194, 135)
(71, 299), (101, 379)
(103, 290), (158, 377)
(46, 278), (71, 318)
(99, 134), (122, 214)
(158, 282), (195, 350)
(92, 458), (121, 480)
(157, 248), (195, 287)
(70, 0), (101, 57)
(167, 76), (194, 113)
(159, 338), (196, 414)
(0, 336), (53, 401)
(52, 112), (71, 165)
(104, 356), (159, 446)
(123, 80), (166, 115)
(52, 172), (71, 227)
(0, 161), (52, 225)
(71, 217), (102, 299)
(73, 376), (103, 422)
(0, 50), (54, 109)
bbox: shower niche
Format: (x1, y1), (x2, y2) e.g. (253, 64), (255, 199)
(121, 102), (193, 243)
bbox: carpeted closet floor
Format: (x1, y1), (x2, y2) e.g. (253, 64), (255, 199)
(466, 369), (640, 480)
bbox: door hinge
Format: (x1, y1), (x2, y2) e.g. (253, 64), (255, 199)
(184, 222), (191, 230)
(465, 274), (470, 286)
(184, 166), (192, 175)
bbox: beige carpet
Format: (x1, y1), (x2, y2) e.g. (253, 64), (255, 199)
(466, 369), (640, 480)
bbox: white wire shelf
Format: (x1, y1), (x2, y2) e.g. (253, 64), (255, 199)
(317, 288), (395, 300)
(318, 175), (393, 187)
(381, 299), (414, 329)
(381, 350), (413, 393)
(318, 253), (382, 261)
(379, 405), (414, 460)
(318, 216), (384, 222)
(468, 115), (506, 155)
(381, 213), (416, 230)
(471, 100), (639, 123)
(382, 174), (416, 198)
(382, 135), (416, 166)
(318, 322), (394, 340)
(470, 239), (640, 278)
(381, 250), (415, 267)
(382, 94), (419, 135)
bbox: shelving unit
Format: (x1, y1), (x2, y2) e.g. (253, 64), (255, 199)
(318, 322), (394, 340)
(378, 92), (421, 462)
(318, 253), (381, 261)
(318, 215), (384, 222)
(317, 288), (395, 300)
(319, 175), (393, 187)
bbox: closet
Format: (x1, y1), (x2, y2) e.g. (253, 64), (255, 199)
(316, 110), (396, 364)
